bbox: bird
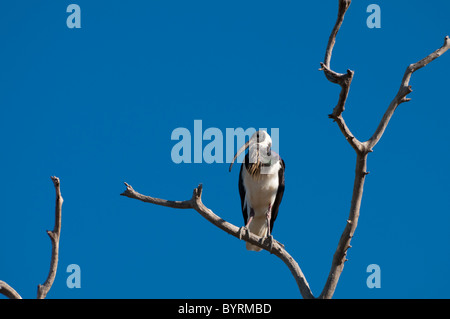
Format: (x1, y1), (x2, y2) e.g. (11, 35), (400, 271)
(229, 130), (285, 252)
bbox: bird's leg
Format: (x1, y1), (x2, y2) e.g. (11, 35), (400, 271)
(265, 204), (274, 252)
(239, 208), (254, 240)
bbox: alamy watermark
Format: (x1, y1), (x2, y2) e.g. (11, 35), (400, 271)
(66, 4), (81, 29)
(366, 264), (381, 289)
(367, 4), (381, 29)
(66, 264), (81, 289)
(65, 4), (380, 30)
(170, 120), (280, 165)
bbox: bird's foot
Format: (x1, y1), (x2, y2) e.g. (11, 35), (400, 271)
(264, 235), (274, 253)
(238, 226), (249, 240)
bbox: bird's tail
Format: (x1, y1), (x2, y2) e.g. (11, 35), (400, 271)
(246, 218), (268, 252)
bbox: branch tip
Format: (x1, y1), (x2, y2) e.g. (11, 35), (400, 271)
(195, 184), (203, 199)
(50, 176), (60, 186)
(123, 182), (133, 190)
(401, 97), (412, 103)
(121, 182), (135, 196)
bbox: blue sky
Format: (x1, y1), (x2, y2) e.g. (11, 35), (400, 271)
(1, 0), (449, 299)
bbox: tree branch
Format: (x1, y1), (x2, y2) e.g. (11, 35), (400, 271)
(319, 153), (368, 299)
(318, 0), (449, 299)
(121, 182), (193, 209)
(366, 35), (450, 151)
(323, 0), (351, 69)
(37, 176), (63, 299)
(320, 0), (363, 154)
(1, 177), (63, 299)
(318, 0), (363, 299)
(120, 182), (315, 299)
(0, 280), (22, 299)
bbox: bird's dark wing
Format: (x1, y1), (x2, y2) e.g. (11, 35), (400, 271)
(270, 158), (285, 232)
(239, 162), (248, 226)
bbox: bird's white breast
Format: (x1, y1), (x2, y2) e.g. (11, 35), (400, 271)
(243, 161), (281, 218)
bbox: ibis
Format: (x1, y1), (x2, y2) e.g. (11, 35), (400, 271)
(229, 130), (285, 252)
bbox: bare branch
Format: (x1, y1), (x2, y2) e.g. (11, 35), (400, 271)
(37, 176), (63, 299)
(121, 182), (193, 209)
(319, 153), (368, 299)
(321, 65), (355, 117)
(318, 0), (449, 299)
(320, 0), (364, 154)
(318, 0), (372, 299)
(323, 0), (352, 69)
(0, 280), (22, 299)
(1, 177), (63, 299)
(121, 183), (315, 299)
(366, 36), (450, 150)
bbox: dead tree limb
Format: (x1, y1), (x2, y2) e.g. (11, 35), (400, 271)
(121, 183), (315, 299)
(318, 0), (449, 299)
(366, 35), (450, 151)
(37, 176), (63, 299)
(1, 176), (63, 299)
(0, 280), (22, 299)
(121, 0), (448, 299)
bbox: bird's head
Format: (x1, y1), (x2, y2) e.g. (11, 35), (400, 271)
(229, 130), (273, 173)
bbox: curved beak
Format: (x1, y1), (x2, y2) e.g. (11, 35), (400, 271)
(229, 140), (250, 172)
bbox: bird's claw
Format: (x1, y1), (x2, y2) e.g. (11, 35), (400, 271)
(264, 235), (274, 253)
(238, 226), (249, 240)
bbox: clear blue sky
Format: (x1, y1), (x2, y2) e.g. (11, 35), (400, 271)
(1, 0), (449, 299)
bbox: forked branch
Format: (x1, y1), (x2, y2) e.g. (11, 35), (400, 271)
(1, 176), (63, 300)
(37, 176), (63, 299)
(366, 35), (450, 151)
(319, 0), (449, 299)
(121, 183), (314, 299)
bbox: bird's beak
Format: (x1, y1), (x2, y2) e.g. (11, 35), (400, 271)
(229, 140), (250, 172)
